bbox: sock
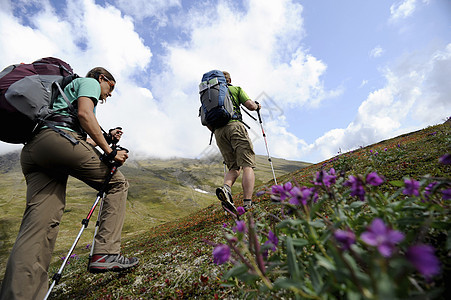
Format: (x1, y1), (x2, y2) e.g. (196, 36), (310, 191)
(244, 199), (252, 206)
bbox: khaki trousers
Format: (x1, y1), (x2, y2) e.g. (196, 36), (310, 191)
(215, 121), (256, 170)
(0, 129), (128, 300)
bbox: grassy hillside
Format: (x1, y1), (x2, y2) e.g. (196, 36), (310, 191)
(1, 121), (449, 299)
(0, 152), (309, 277)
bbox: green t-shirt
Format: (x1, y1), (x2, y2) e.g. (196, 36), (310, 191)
(52, 77), (101, 131)
(228, 85), (250, 122)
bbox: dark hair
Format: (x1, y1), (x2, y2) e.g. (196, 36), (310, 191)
(86, 67), (116, 83)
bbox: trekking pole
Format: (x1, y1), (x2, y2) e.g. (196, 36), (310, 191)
(87, 192), (105, 271)
(87, 144), (129, 272)
(44, 145), (127, 300)
(255, 102), (277, 185)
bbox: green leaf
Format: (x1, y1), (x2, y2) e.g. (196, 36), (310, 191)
(307, 257), (323, 293)
(286, 237), (302, 280)
(315, 253), (336, 271)
(376, 272), (396, 299)
(309, 219), (325, 229)
(224, 264), (248, 279)
(291, 238), (309, 247)
(350, 201), (365, 209)
(277, 219), (304, 229)
(273, 277), (303, 290)
(389, 180), (404, 187)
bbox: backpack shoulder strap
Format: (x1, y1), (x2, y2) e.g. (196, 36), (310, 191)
(226, 84), (240, 107)
(53, 80), (77, 115)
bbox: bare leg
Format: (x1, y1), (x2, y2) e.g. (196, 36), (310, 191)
(242, 167), (255, 200)
(224, 169), (240, 188)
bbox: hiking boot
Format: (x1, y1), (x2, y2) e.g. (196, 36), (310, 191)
(88, 254), (139, 273)
(243, 201), (253, 211)
(216, 186), (236, 213)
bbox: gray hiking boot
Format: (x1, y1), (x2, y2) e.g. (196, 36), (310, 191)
(89, 254), (139, 273)
(216, 185), (236, 213)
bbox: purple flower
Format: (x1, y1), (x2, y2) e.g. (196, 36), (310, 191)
(406, 244), (440, 278)
(289, 186), (315, 205)
(271, 182), (293, 201)
(213, 244), (230, 265)
(384, 148), (388, 152)
(222, 223), (228, 228)
(344, 175), (365, 201)
(424, 182), (438, 200)
(403, 179), (420, 196)
(325, 168), (336, 186)
(439, 154), (451, 165)
(233, 220), (247, 233)
(315, 168), (336, 187)
(366, 172), (384, 186)
(236, 206), (245, 215)
(334, 229), (356, 250)
(442, 188), (451, 200)
(256, 190), (266, 197)
(360, 218), (405, 257)
(288, 186), (303, 205)
(264, 230), (279, 252)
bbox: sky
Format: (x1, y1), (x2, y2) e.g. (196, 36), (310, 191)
(0, 0), (450, 163)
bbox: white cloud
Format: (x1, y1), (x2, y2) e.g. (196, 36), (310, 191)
(0, 0), (336, 161)
(144, 0), (335, 158)
(0, 0), (153, 154)
(370, 46), (384, 58)
(360, 80), (368, 88)
(1, 0), (449, 167)
(300, 43), (451, 162)
(390, 0), (417, 22)
(114, 0), (181, 22)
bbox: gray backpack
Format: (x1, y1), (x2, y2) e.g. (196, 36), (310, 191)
(0, 57), (80, 144)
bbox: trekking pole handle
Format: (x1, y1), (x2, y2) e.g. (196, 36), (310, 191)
(100, 145), (129, 167)
(113, 144), (129, 153)
(255, 101), (262, 124)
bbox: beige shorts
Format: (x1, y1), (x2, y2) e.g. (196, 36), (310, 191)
(214, 121), (256, 170)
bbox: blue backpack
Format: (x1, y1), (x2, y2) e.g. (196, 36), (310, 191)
(198, 70), (240, 130)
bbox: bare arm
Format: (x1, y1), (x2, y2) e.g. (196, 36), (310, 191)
(243, 99), (261, 111)
(78, 97), (128, 163)
(86, 128), (123, 147)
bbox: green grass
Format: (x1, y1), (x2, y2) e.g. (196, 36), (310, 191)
(0, 153), (308, 278)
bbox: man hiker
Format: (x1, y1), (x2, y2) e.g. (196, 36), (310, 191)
(0, 67), (138, 300)
(215, 71), (261, 212)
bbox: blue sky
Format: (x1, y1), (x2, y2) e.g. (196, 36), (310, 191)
(0, 0), (450, 163)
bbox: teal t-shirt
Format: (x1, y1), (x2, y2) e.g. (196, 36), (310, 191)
(228, 85), (250, 122)
(52, 77), (101, 131)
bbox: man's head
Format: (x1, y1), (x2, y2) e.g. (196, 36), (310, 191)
(223, 71), (231, 84)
